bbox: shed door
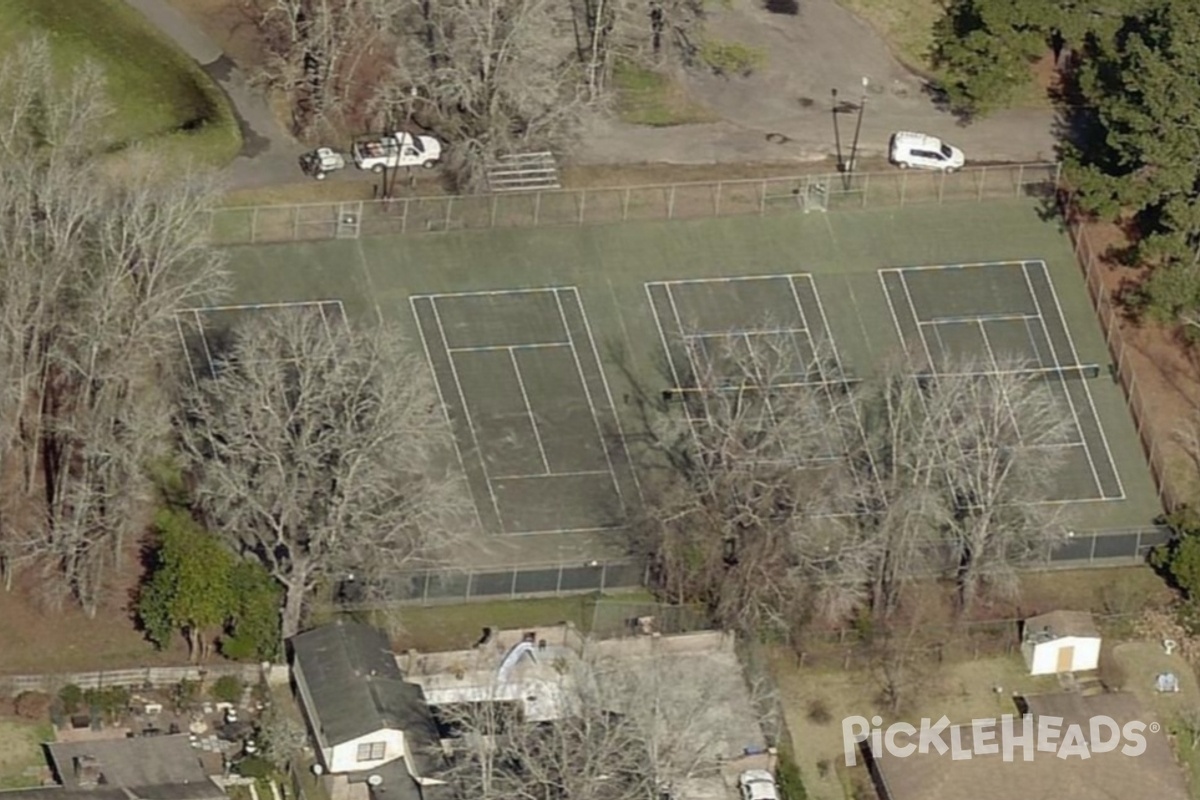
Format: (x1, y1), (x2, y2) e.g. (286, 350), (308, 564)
(1056, 645), (1075, 672)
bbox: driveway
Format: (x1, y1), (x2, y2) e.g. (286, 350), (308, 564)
(124, 0), (304, 189)
(576, 0), (1058, 166)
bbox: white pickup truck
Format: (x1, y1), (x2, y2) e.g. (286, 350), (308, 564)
(352, 132), (442, 172)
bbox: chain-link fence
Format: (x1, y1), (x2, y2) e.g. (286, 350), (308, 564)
(334, 560), (647, 607)
(209, 162), (1062, 246)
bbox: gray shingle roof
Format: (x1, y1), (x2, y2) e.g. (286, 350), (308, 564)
(290, 619), (441, 765)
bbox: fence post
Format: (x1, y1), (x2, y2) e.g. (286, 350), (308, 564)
(556, 564), (564, 595)
(292, 205), (299, 241)
(1015, 164), (1025, 196)
(976, 168), (985, 202)
(759, 180), (767, 215)
(600, 563), (608, 593)
(533, 192), (542, 226)
(578, 189), (586, 225)
(400, 198), (410, 234)
(510, 567), (519, 600)
(900, 170), (907, 206)
(861, 172), (870, 208)
(465, 569), (475, 601)
(445, 197), (455, 230)
(490, 195), (499, 228)
(251, 207), (259, 244)
(937, 170), (945, 203)
(622, 188), (631, 221)
(668, 185), (676, 219)
(422, 572), (431, 605)
(714, 182), (723, 217)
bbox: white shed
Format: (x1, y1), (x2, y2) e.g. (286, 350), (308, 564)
(1021, 610), (1102, 675)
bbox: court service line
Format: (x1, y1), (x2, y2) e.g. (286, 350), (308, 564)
(174, 314), (200, 388)
(490, 469), (614, 482)
(917, 312), (1041, 326)
(408, 297), (487, 534)
(977, 319), (1027, 444)
(193, 309), (219, 380)
(895, 273), (939, 369)
(1029, 260), (1126, 500)
(509, 347), (552, 475)
(427, 297), (506, 530)
(644, 284), (683, 388)
(417, 287), (564, 300)
(447, 342), (571, 354)
(553, 289), (625, 507)
(740, 331), (780, 425)
(683, 326), (809, 340)
(189, 299), (346, 313)
(664, 283), (704, 381)
(787, 275), (864, 470)
(649, 273), (808, 288)
(878, 260), (1032, 274)
(568, 288), (644, 500)
(1019, 264), (1104, 498)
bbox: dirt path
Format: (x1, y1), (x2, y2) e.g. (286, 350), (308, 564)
(123, 0), (304, 189)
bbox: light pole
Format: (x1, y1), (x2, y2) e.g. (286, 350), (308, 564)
(831, 88), (844, 174)
(846, 76), (869, 189)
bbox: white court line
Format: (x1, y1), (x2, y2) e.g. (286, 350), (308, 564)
(186, 299), (345, 313)
(895, 273), (938, 369)
(409, 296), (486, 534)
(317, 301), (333, 340)
(428, 297), (507, 531)
(877, 271), (917, 361)
(491, 470), (613, 481)
(664, 284), (704, 380)
(509, 347), (552, 475)
(645, 284), (682, 388)
(799, 274), (882, 486)
(174, 314), (199, 387)
(647, 274), (808, 287)
(194, 309), (219, 380)
(568, 287), (644, 500)
(1020, 262), (1104, 499)
(684, 326), (809, 339)
(415, 287), (564, 300)
(1029, 259), (1125, 500)
(977, 319), (1026, 443)
(447, 342), (571, 354)
(554, 289), (625, 508)
(501, 524), (624, 536)
(878, 260), (1032, 274)
(917, 312), (1040, 326)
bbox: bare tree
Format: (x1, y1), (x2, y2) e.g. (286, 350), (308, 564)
(177, 309), (474, 639)
(636, 329), (877, 635)
(0, 40), (228, 609)
(374, 0), (592, 190)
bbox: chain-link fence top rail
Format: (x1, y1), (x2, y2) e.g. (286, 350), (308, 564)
(1058, 190), (1180, 515)
(208, 163), (1062, 246)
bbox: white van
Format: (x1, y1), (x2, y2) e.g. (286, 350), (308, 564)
(889, 131), (965, 171)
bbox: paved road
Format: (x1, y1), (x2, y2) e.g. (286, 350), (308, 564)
(124, 0), (303, 189)
(576, 0), (1059, 166)
(129, 0), (1058, 190)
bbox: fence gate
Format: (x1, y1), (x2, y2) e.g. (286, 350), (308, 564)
(803, 176), (829, 213)
(485, 152), (561, 192)
(336, 202), (362, 238)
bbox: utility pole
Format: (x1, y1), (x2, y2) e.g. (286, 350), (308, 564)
(831, 88), (844, 175)
(846, 76), (869, 190)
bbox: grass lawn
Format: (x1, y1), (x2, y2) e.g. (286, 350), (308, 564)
(321, 591), (655, 652)
(611, 61), (719, 127)
(0, 0), (241, 167)
(0, 719), (53, 790)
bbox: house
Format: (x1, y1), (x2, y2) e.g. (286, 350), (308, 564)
(864, 692), (1188, 800)
(1020, 610), (1101, 675)
(288, 620), (445, 797)
(0, 734), (226, 800)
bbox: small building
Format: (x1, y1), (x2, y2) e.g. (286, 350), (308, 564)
(1020, 610), (1101, 675)
(289, 619), (445, 797)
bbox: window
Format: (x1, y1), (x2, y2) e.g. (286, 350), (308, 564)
(356, 742), (386, 762)
(940, 144), (953, 158)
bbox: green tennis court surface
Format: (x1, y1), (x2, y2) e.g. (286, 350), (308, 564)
(210, 199), (1164, 554)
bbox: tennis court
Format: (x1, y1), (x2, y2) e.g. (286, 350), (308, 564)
(879, 260), (1122, 502)
(174, 299), (347, 384)
(410, 287), (640, 536)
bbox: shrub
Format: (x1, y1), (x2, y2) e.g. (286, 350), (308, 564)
(697, 39), (766, 77)
(14, 691), (53, 720)
(172, 679), (199, 712)
(1098, 646), (1128, 692)
(83, 687), (131, 721)
(806, 698), (832, 725)
(211, 675), (244, 704)
(775, 751), (808, 800)
(59, 684), (83, 714)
